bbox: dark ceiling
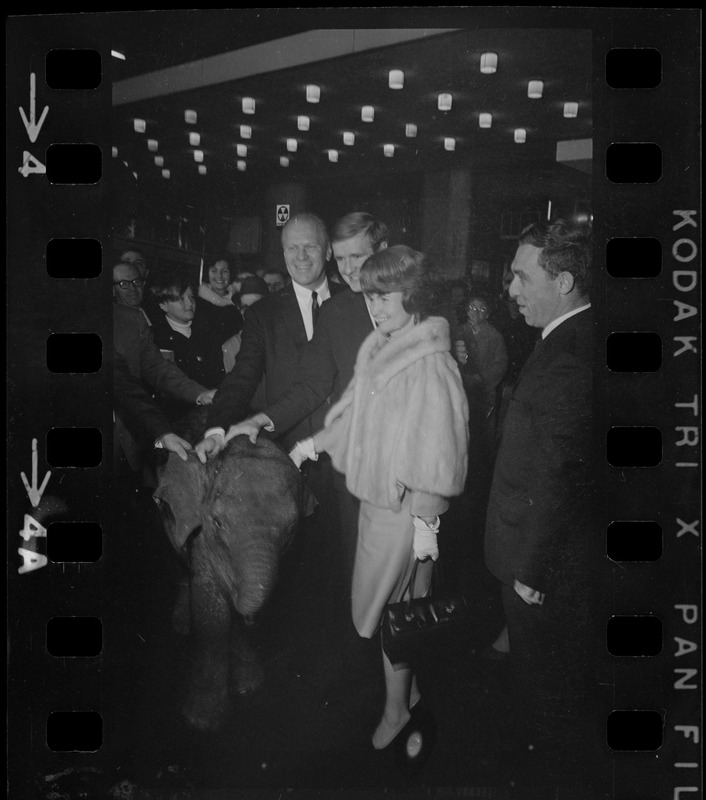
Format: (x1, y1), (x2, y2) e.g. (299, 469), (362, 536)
(109, 18), (592, 207)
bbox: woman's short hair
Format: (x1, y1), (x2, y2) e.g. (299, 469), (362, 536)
(150, 270), (193, 304)
(360, 245), (445, 320)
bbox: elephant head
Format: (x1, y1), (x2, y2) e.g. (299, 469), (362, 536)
(153, 436), (302, 618)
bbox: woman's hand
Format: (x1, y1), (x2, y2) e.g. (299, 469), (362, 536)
(288, 437), (318, 469)
(412, 515), (440, 561)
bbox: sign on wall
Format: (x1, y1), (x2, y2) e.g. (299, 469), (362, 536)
(275, 204), (290, 227)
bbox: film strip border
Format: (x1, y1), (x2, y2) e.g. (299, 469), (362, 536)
(5, 10), (701, 799)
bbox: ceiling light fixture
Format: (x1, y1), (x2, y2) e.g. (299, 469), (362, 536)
(480, 52), (498, 74)
(193, 150), (204, 163)
(280, 156), (290, 167)
(514, 128), (527, 143)
(111, 50), (126, 61)
(361, 105), (374, 122)
(112, 146), (118, 158)
(389, 69), (404, 90)
(328, 149), (339, 163)
(444, 137), (456, 151)
(438, 93), (452, 111)
(198, 165), (207, 175)
(297, 115), (310, 131)
(286, 138), (298, 152)
(343, 131), (355, 146)
(240, 124), (252, 139)
(161, 169), (170, 179)
(528, 80), (544, 99)
(242, 97), (255, 114)
(383, 144), (394, 157)
(189, 132), (200, 147)
(405, 123), (417, 138)
(237, 160), (246, 171)
(237, 144), (247, 157)
(306, 84), (320, 103)
(133, 119), (146, 133)
(479, 113), (492, 128)
(154, 155), (164, 166)
(147, 139), (158, 152)
(184, 110), (197, 124)
(563, 102), (578, 118)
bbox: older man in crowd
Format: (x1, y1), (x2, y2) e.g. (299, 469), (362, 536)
(484, 219), (601, 791)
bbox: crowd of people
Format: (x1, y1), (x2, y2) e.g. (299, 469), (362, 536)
(112, 211), (600, 792)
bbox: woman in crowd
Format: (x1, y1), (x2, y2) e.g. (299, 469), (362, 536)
(196, 256), (244, 347)
(291, 245), (469, 749)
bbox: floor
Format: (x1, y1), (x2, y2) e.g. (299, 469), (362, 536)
(29, 465), (610, 800)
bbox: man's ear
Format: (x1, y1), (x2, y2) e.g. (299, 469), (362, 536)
(158, 300), (169, 313)
(557, 271), (576, 295)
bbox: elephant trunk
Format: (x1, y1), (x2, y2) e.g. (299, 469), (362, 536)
(201, 519), (289, 619)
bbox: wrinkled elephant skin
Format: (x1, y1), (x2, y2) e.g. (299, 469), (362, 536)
(154, 436), (302, 730)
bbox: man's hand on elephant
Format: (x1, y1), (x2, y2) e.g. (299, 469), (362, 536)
(194, 433), (225, 464)
(224, 412), (273, 445)
(196, 389), (216, 406)
(157, 433), (193, 462)
(513, 579), (545, 606)
(412, 515), (440, 561)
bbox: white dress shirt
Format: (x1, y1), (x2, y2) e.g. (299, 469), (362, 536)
(542, 303), (591, 340)
(292, 278), (330, 341)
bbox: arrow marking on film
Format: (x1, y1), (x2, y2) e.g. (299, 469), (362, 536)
(19, 72), (49, 143)
(20, 438), (52, 508)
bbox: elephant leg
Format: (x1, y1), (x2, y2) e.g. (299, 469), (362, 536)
(229, 616), (264, 697)
(182, 537), (231, 731)
(171, 571), (191, 636)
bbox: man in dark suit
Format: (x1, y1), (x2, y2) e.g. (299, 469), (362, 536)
(195, 213), (345, 461)
(214, 213), (389, 585)
(484, 220), (599, 787)
(113, 349), (191, 461)
(113, 303), (214, 473)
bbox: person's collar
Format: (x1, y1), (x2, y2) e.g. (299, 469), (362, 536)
(292, 277), (329, 302)
(165, 315), (193, 336)
(542, 303), (591, 339)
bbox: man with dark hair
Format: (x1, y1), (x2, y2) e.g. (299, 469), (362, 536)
(484, 219), (599, 788)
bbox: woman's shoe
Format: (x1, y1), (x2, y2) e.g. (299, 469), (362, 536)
(372, 712), (411, 750)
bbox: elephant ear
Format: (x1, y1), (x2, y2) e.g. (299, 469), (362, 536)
(153, 452), (206, 552)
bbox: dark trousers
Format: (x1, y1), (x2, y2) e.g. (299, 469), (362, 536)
(502, 582), (605, 788)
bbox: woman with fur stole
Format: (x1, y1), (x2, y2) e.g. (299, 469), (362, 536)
(291, 245), (469, 750)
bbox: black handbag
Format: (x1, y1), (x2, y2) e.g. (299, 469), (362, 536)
(381, 557), (472, 664)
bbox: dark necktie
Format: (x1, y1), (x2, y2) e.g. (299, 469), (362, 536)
(311, 291), (320, 328)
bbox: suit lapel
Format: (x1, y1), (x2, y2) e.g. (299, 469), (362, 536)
(278, 287), (308, 345)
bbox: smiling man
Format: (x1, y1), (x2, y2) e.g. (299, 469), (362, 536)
(195, 213), (342, 462)
(485, 219), (599, 784)
(206, 212), (390, 589)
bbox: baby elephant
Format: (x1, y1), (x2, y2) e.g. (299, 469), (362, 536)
(154, 436), (302, 731)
